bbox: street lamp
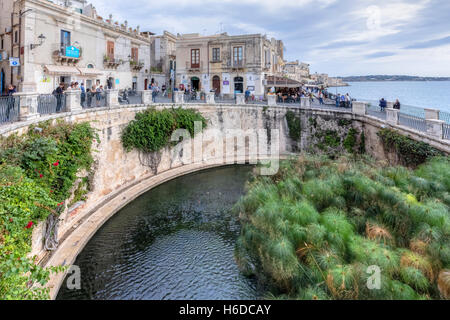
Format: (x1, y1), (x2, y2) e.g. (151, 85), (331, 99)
(30, 34), (46, 50)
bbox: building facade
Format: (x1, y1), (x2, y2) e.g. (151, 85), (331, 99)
(0, 0), (153, 94)
(282, 60), (310, 83)
(175, 32), (284, 98)
(150, 30), (176, 89)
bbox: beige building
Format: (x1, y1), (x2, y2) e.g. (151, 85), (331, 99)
(0, 0), (153, 94)
(150, 30), (176, 89)
(175, 32), (284, 98)
(311, 72), (329, 86)
(283, 60), (310, 83)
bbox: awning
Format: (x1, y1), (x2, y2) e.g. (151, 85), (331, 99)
(77, 67), (103, 76)
(44, 65), (81, 75)
(265, 76), (303, 88)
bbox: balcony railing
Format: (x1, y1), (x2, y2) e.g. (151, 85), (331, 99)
(52, 44), (82, 64)
(232, 59), (245, 69)
(130, 59), (145, 71)
(186, 61), (203, 71)
(103, 56), (122, 69)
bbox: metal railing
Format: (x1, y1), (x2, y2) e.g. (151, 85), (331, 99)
(214, 95), (236, 104)
(38, 94), (66, 114)
(82, 91), (106, 108)
(0, 96), (20, 124)
(444, 123), (450, 140)
(439, 111), (450, 124)
(366, 103), (386, 120)
(399, 112), (427, 132)
(118, 90), (143, 105)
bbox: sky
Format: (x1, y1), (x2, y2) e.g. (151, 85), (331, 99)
(89, 0), (450, 77)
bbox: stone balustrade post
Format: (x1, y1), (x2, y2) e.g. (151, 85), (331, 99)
(14, 92), (39, 121)
(352, 101), (367, 116)
(206, 92), (215, 104)
(424, 108), (440, 120)
(300, 97), (311, 108)
(174, 91), (185, 104)
(267, 94), (277, 106)
(141, 90), (152, 104)
(65, 89), (82, 112)
(386, 108), (399, 125)
(426, 119), (444, 139)
(236, 93), (245, 105)
(105, 89), (119, 108)
(387, 101), (394, 109)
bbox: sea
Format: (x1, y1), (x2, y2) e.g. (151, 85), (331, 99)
(330, 81), (450, 114)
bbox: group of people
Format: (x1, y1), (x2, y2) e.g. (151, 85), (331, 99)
(335, 93), (352, 108)
(379, 98), (401, 111)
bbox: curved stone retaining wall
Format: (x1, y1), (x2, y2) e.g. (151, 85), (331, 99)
(0, 103), (448, 299)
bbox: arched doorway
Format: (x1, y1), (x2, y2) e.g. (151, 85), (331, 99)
(191, 76), (200, 91)
(212, 75), (220, 95)
(234, 76), (243, 93)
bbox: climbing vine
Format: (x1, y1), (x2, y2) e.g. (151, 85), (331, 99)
(121, 107), (207, 153)
(286, 111), (301, 142)
(377, 128), (443, 167)
(0, 120), (97, 299)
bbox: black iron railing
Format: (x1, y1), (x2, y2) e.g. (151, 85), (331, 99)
(0, 96), (20, 124)
(37, 94), (66, 114)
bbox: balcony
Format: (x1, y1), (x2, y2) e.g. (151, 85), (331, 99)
(130, 59), (144, 71)
(185, 61), (203, 72)
(231, 59), (245, 70)
(103, 56), (121, 69)
(52, 44), (82, 65)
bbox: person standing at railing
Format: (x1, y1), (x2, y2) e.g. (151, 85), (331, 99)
(96, 85), (104, 107)
(393, 99), (401, 110)
(80, 82), (86, 107)
(152, 84), (159, 102)
(379, 98), (387, 112)
(5, 84), (17, 121)
(54, 83), (65, 112)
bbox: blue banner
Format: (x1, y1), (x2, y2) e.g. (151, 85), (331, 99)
(65, 46), (80, 58)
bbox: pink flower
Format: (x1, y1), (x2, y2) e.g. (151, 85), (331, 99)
(39, 174), (43, 178)
(53, 161), (60, 167)
(25, 221), (33, 229)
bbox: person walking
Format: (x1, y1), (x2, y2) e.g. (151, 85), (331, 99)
(245, 87), (251, 103)
(152, 84), (159, 102)
(393, 99), (401, 110)
(335, 93), (341, 108)
(379, 98), (387, 112)
(319, 90), (324, 105)
(340, 94), (346, 108)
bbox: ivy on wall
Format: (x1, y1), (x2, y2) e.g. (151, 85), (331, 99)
(0, 120), (97, 299)
(121, 107), (207, 153)
(286, 111), (301, 142)
(377, 128), (444, 167)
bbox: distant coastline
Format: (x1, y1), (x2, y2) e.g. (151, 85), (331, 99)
(338, 75), (450, 82)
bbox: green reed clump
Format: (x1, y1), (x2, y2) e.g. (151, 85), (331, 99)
(234, 155), (450, 300)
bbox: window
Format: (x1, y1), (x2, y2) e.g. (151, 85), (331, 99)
(233, 47), (243, 65)
(131, 47), (138, 61)
(212, 48), (220, 61)
(191, 49), (200, 68)
(60, 30), (71, 50)
(107, 41), (115, 60)
(14, 31), (18, 44)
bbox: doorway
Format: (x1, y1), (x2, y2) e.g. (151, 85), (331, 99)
(212, 75), (220, 95)
(191, 76), (200, 91)
(234, 76), (243, 93)
(1, 69), (5, 95)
